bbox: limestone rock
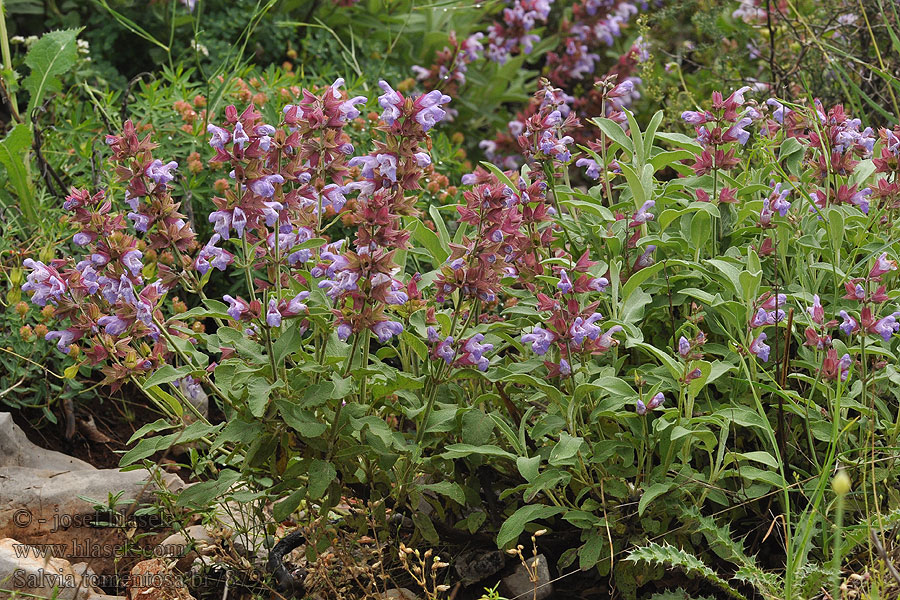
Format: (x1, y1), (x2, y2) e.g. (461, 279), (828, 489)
(501, 554), (552, 600)
(0, 537), (110, 600)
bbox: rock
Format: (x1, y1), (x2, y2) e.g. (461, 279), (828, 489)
(154, 526), (216, 571)
(127, 558), (194, 600)
(0, 537), (112, 600)
(0, 412), (186, 574)
(0, 412), (93, 470)
(454, 549), (505, 585)
(501, 554), (552, 600)
(383, 588), (420, 600)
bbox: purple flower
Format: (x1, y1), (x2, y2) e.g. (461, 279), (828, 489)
(570, 313), (603, 345)
(45, 329), (76, 353)
(647, 392), (665, 410)
(589, 277), (609, 292)
(678, 336), (690, 357)
(209, 210), (233, 240)
(575, 157), (600, 180)
(725, 117), (753, 145)
(207, 124), (231, 150)
(632, 200), (656, 225)
(849, 187), (871, 214)
(73, 232), (93, 246)
(249, 174), (285, 198)
(873, 314), (899, 342)
(337, 323), (352, 341)
(195, 234), (232, 275)
(121, 250), (143, 276)
(98, 315), (129, 336)
(559, 359), (571, 376)
(262, 201), (283, 227)
(232, 207), (247, 238)
(22, 259), (67, 306)
(414, 90), (452, 131)
(464, 333), (493, 361)
(436, 337), (456, 364)
(377, 81), (403, 125)
(521, 325), (555, 355)
(770, 183), (791, 216)
(145, 160), (178, 185)
(372, 320), (404, 343)
(128, 212), (151, 233)
(413, 152), (432, 167)
(766, 98), (787, 123)
(681, 110), (706, 125)
(266, 299), (282, 327)
(635, 245), (656, 269)
(557, 270), (573, 293)
(318, 270), (359, 300)
(222, 295), (249, 321)
(807, 294), (824, 324)
(838, 310), (858, 335)
(635, 399), (648, 415)
(339, 96), (368, 122)
(376, 153), (398, 182)
(284, 292), (310, 315)
(750, 332), (770, 361)
(232, 122), (249, 149)
(838, 353), (851, 381)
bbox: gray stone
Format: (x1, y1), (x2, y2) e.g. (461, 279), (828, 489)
(501, 554), (552, 600)
(0, 412), (93, 470)
(0, 537), (113, 600)
(155, 525), (216, 571)
(0, 412), (185, 574)
(383, 588), (420, 600)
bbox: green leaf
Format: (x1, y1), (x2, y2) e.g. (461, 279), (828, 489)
(176, 469), (242, 508)
(276, 398), (328, 437)
(0, 124), (34, 221)
(23, 29), (82, 116)
(516, 456), (541, 482)
(690, 210), (711, 257)
(247, 377), (276, 418)
(496, 504), (565, 549)
(422, 481), (466, 505)
(142, 364), (193, 389)
(413, 511), (440, 544)
(479, 161), (518, 191)
(307, 459), (336, 499)
(639, 482), (673, 516)
(548, 432), (585, 466)
(591, 117), (634, 153)
(405, 216), (449, 265)
(656, 131), (703, 154)
(441, 444), (516, 460)
(273, 322), (303, 363)
(273, 488), (306, 522)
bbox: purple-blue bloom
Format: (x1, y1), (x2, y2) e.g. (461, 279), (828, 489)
(372, 320), (404, 343)
(145, 159), (178, 185)
(521, 325), (555, 355)
(750, 332), (770, 361)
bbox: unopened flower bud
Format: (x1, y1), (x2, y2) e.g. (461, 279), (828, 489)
(832, 470), (851, 495)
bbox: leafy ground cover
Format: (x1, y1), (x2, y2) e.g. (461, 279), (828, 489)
(4, 1), (900, 599)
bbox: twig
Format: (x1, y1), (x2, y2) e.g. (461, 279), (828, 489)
(869, 529), (900, 587)
(120, 72), (152, 123)
(32, 110), (67, 197)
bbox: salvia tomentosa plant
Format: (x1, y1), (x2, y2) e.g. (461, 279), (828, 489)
(21, 76), (900, 597)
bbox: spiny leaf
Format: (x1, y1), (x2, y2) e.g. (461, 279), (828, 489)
(625, 542), (744, 599)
